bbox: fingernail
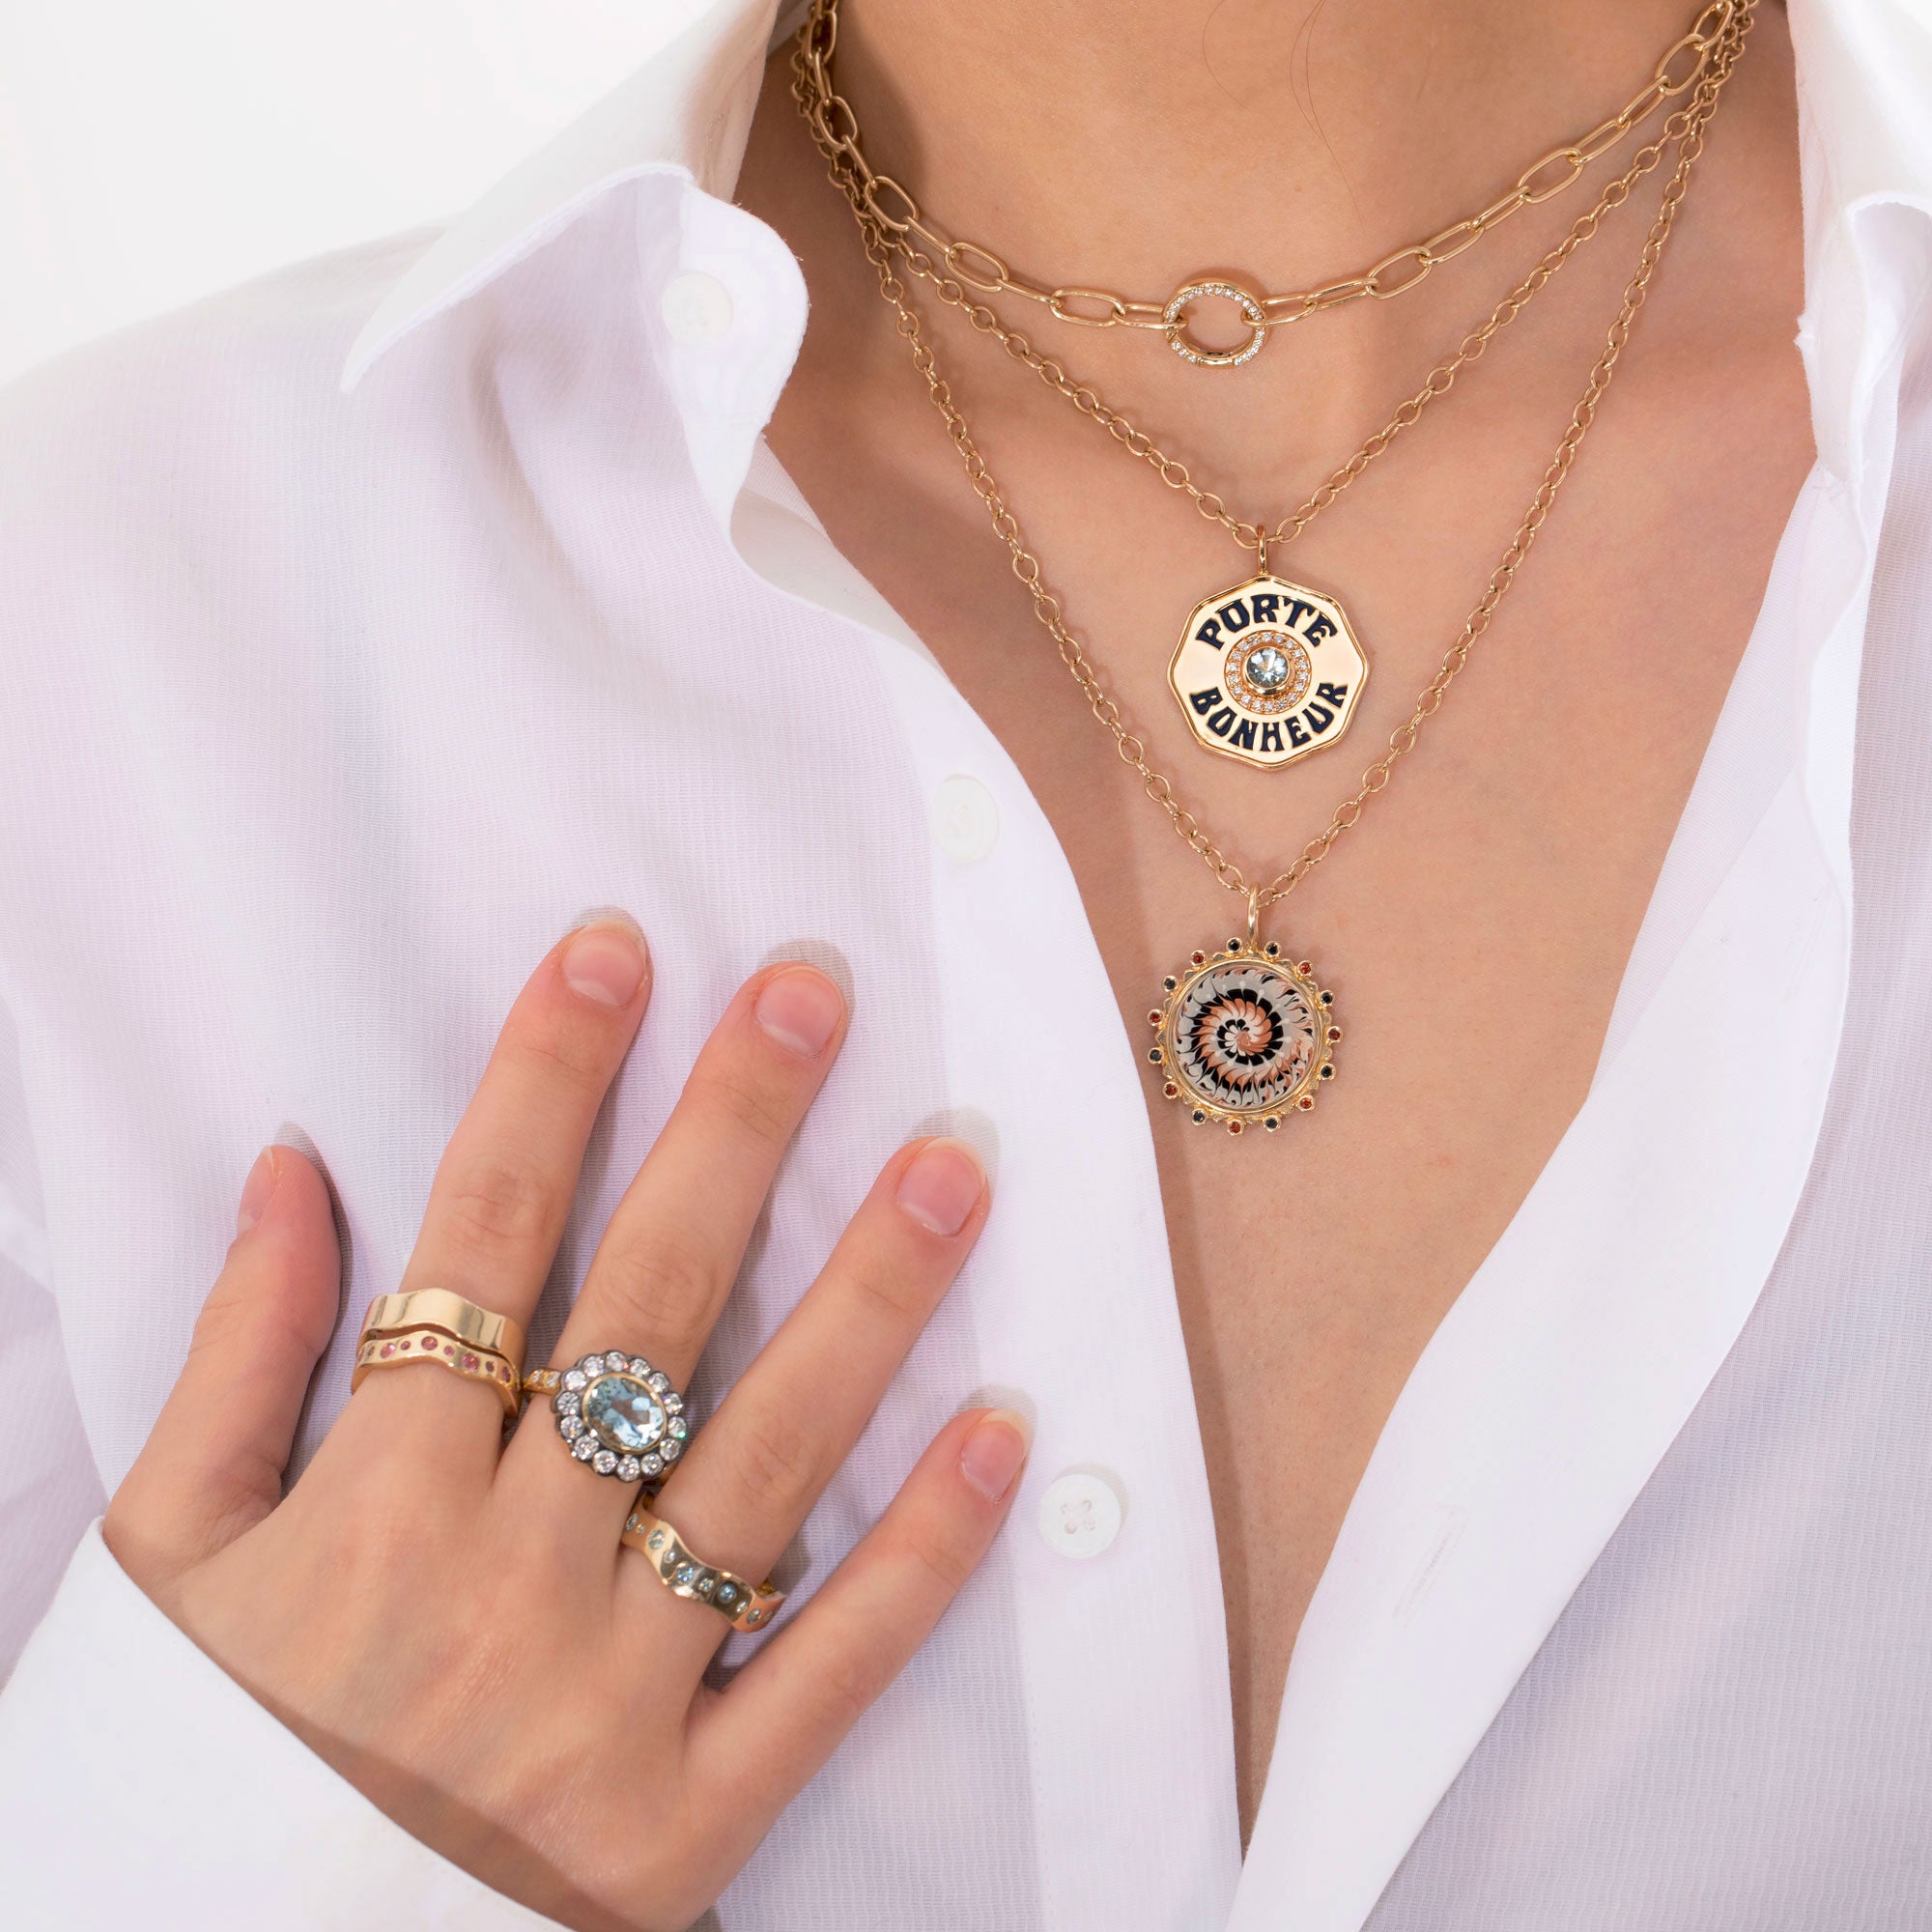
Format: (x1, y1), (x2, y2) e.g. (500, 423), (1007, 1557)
(236, 1147), (280, 1237)
(561, 919), (647, 1009)
(754, 966), (844, 1057)
(895, 1137), (984, 1237)
(960, 1409), (1031, 1503)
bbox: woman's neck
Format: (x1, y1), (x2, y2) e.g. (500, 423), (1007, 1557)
(818, 0), (1714, 308)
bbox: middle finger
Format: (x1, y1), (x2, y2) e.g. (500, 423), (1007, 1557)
(499, 961), (847, 1531)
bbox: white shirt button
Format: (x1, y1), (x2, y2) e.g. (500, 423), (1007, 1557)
(1037, 1471), (1124, 1559)
(931, 774), (999, 863)
(660, 270), (735, 347)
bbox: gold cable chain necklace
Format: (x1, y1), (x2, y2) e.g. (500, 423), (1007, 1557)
(795, 3), (1753, 1134)
(804, 41), (1734, 578)
(802, 5), (1745, 781)
(795, 0), (1741, 365)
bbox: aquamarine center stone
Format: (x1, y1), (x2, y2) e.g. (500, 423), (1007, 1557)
(584, 1374), (667, 1455)
(1248, 644), (1292, 691)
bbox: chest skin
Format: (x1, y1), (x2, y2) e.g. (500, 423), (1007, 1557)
(738, 25), (1812, 1837)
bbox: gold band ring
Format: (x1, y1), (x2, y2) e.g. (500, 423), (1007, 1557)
(359, 1290), (526, 1373)
(351, 1325), (523, 1420)
(622, 1508), (784, 1633)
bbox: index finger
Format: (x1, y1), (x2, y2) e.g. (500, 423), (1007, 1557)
(351, 915), (652, 1436)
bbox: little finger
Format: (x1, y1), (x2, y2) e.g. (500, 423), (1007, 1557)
(684, 1408), (1030, 1843)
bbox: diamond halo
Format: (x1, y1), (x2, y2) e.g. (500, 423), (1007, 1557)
(547, 1349), (694, 1480)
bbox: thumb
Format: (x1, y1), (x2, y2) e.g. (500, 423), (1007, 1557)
(106, 1145), (342, 1586)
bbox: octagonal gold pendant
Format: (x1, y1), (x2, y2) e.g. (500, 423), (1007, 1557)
(1168, 573), (1370, 770)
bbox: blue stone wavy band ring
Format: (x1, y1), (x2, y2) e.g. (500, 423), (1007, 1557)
(525, 1350), (692, 1483)
(621, 1508), (784, 1633)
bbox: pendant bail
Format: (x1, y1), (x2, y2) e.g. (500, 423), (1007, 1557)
(1255, 528), (1270, 576)
(1246, 885), (1264, 950)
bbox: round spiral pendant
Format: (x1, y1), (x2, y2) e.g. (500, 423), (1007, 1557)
(1146, 934), (1339, 1135)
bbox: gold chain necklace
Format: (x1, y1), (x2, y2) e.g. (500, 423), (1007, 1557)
(795, 0), (1740, 366)
(803, 30), (1740, 772)
(792, 3), (1753, 1138)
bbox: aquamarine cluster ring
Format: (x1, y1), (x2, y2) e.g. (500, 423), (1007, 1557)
(523, 1350), (693, 1483)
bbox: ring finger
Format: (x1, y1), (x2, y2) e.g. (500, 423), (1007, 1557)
(618, 1133), (989, 1662)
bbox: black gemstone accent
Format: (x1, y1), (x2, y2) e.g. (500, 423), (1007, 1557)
(1320, 990), (1334, 1005)
(1321, 1065), (1335, 1079)
(1147, 1048), (1162, 1063)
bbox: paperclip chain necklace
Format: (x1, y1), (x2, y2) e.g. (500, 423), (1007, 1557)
(794, 2), (1753, 1137)
(795, 0), (1740, 366)
(802, 13), (1744, 773)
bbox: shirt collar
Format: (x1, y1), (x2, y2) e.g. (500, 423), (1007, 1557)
(341, 0), (787, 391)
(1789, 0), (1932, 488)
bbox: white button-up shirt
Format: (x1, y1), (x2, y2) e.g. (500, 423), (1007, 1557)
(2, 2), (1931, 1926)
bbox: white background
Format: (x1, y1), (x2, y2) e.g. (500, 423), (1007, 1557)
(0, 1), (675, 388)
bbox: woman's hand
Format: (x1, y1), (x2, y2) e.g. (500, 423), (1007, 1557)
(103, 918), (1026, 1930)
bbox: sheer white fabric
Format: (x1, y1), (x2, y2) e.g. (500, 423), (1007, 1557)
(0, 1), (1928, 1927)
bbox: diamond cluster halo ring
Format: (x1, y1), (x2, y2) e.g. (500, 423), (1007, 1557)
(527, 1350), (693, 1482)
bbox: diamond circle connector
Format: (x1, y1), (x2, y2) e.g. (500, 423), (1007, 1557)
(1162, 280), (1267, 368)
(548, 1350), (694, 1480)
